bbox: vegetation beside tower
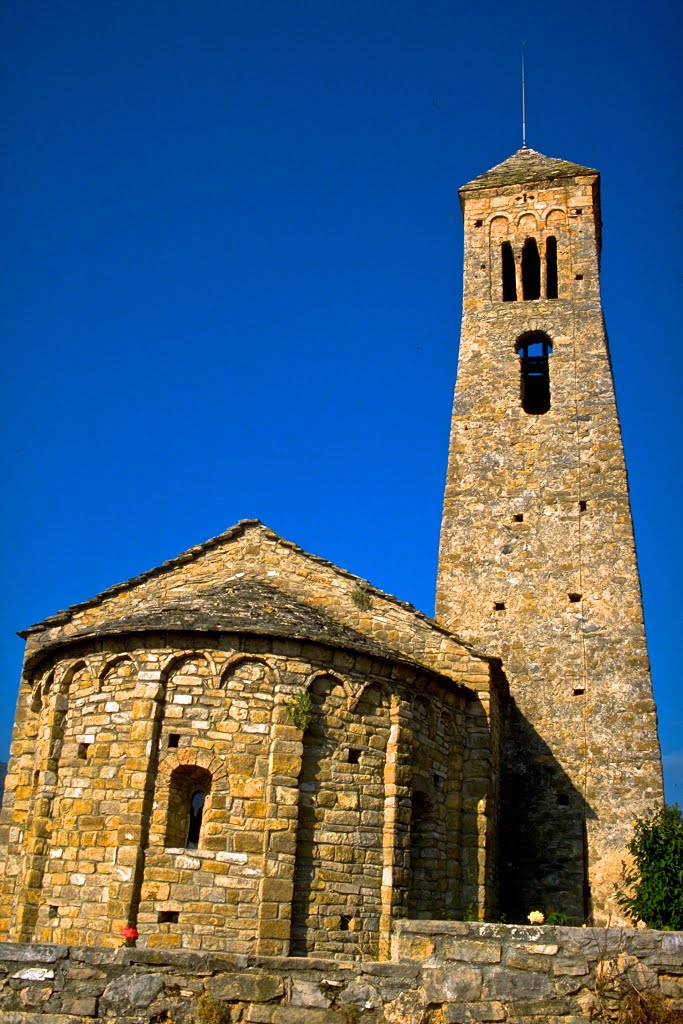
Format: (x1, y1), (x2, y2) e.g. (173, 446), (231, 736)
(616, 804), (683, 931)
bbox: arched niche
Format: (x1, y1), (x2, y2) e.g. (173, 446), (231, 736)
(99, 654), (138, 694)
(164, 764), (213, 850)
(290, 674), (391, 958)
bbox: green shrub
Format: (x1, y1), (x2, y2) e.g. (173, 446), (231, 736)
(615, 803), (683, 930)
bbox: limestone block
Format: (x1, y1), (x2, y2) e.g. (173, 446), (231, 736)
(422, 966), (483, 1003)
(290, 979), (332, 1008)
(484, 967), (552, 1000)
(206, 971), (284, 1002)
(443, 1003), (506, 1023)
(442, 939), (502, 963)
(102, 973), (165, 1010)
(12, 967), (55, 981)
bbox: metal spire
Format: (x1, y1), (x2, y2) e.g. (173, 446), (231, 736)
(521, 41), (528, 149)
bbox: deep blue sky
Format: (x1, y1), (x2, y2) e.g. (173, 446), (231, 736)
(1, 1), (681, 800)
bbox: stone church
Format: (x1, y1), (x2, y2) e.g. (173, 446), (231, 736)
(0, 147), (663, 959)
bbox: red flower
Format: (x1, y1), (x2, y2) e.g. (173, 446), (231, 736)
(121, 926), (139, 940)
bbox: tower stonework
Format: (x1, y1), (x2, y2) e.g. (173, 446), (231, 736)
(436, 148), (663, 923)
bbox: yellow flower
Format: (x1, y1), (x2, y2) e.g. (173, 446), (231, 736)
(527, 910), (545, 924)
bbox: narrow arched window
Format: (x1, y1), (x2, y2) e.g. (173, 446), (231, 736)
(165, 765), (212, 849)
(546, 236), (558, 299)
(501, 241), (517, 301)
(516, 332), (553, 414)
(521, 238), (541, 300)
(408, 789), (438, 917)
(187, 790), (206, 849)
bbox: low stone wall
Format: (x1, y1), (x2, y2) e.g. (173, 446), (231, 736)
(0, 922), (681, 1022)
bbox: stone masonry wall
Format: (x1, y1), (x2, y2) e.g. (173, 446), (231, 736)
(0, 625), (496, 961)
(0, 923), (681, 1022)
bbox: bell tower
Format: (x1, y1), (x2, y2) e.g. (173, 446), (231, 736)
(436, 148), (663, 922)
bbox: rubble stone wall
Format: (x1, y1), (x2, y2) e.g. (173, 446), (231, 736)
(436, 158), (663, 922)
(0, 922), (681, 1022)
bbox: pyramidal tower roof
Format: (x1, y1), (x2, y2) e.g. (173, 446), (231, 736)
(460, 147), (598, 193)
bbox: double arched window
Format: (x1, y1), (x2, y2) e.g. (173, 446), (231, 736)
(500, 237), (559, 301)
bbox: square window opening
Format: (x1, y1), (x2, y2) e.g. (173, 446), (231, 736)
(158, 910), (180, 924)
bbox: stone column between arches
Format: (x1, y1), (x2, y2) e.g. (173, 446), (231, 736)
(255, 710), (303, 956)
(9, 670), (64, 942)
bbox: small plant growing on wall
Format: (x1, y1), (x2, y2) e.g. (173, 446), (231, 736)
(285, 690), (314, 732)
(463, 899), (479, 921)
(545, 911), (569, 925)
(351, 584), (372, 611)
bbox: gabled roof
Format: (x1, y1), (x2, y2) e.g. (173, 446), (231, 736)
(20, 520), (426, 636)
(20, 520), (489, 678)
(460, 147), (598, 193)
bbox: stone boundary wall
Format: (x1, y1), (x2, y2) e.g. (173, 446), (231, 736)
(0, 923), (682, 1022)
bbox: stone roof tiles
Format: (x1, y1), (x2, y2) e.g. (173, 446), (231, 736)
(460, 147), (598, 193)
(24, 578), (407, 666)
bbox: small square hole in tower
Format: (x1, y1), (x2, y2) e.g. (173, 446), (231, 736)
(513, 513), (524, 523)
(168, 734), (180, 749)
(579, 500), (588, 512)
(347, 748), (361, 765)
(340, 915), (352, 931)
(48, 905), (58, 920)
(575, 274), (584, 281)
(158, 910), (180, 924)
(573, 687), (585, 697)
(77, 742), (89, 760)
(568, 593), (582, 603)
(475, 219), (483, 227)
(494, 602), (505, 611)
